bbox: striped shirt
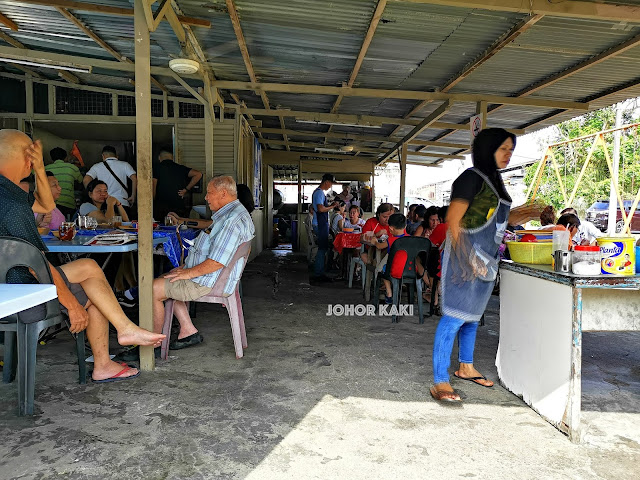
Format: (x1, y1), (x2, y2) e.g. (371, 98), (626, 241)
(45, 160), (83, 210)
(185, 199), (255, 292)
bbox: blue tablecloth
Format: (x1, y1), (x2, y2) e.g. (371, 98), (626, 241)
(67, 228), (199, 267)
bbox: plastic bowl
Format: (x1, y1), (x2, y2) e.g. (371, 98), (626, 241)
(342, 227), (354, 233)
(506, 241), (553, 265)
(37, 227), (50, 236)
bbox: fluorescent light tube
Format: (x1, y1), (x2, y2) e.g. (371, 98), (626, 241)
(0, 57), (91, 73)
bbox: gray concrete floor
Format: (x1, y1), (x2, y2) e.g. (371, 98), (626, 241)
(1, 249), (639, 479)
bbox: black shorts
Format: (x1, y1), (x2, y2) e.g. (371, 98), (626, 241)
(17, 267), (89, 324)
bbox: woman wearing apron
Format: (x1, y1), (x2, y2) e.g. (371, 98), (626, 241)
(431, 128), (537, 402)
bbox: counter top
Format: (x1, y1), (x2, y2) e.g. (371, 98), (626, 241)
(499, 260), (640, 290)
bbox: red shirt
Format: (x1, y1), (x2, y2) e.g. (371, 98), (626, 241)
(387, 231), (408, 278)
(362, 217), (389, 236)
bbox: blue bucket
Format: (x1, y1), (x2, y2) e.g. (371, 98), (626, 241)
(636, 245), (640, 274)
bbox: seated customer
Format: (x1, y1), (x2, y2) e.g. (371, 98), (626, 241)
(414, 205), (439, 238)
(80, 179), (129, 224)
(152, 176), (255, 349)
(342, 205), (365, 232)
(330, 201), (346, 236)
(370, 213), (407, 304)
(0, 129), (165, 382)
(34, 172), (65, 231)
(556, 213), (581, 249)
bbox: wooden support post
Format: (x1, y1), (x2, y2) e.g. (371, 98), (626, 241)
(25, 76), (33, 117)
(399, 145), (407, 214)
(204, 98), (214, 190)
(134, 0), (154, 371)
(47, 84), (55, 115)
(476, 101), (487, 128)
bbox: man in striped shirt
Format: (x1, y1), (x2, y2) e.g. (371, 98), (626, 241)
(45, 147), (83, 219)
(151, 175), (255, 350)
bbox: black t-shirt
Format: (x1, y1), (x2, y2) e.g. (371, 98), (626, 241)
(153, 160), (192, 211)
(450, 169), (511, 229)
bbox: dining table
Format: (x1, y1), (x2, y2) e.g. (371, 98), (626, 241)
(0, 284), (57, 319)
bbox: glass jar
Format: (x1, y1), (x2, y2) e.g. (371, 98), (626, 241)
(572, 245), (601, 275)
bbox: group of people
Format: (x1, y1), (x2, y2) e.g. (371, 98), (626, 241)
(24, 143), (204, 231)
(1, 128), (255, 382)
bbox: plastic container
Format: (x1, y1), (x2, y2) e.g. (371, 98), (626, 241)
(572, 245), (601, 276)
(506, 241), (553, 265)
(552, 229), (570, 253)
(597, 236), (635, 275)
(636, 245), (640, 275)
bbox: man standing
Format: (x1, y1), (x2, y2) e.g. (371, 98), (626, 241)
(153, 145), (203, 220)
(152, 176), (255, 349)
(83, 146), (137, 212)
(45, 147), (83, 219)
(0, 130), (165, 382)
(311, 173), (339, 284)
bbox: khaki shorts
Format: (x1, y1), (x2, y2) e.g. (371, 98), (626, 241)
(164, 278), (212, 302)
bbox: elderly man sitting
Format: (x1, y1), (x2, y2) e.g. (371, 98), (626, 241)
(152, 176), (255, 350)
(0, 129), (165, 383)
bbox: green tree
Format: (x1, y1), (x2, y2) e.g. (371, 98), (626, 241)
(524, 102), (640, 216)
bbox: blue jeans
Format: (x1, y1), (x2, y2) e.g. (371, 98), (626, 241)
(313, 223), (329, 276)
(432, 314), (479, 384)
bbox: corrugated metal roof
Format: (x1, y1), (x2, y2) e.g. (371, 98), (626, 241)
(0, 0), (639, 164)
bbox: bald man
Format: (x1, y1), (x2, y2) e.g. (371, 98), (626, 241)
(0, 129), (165, 383)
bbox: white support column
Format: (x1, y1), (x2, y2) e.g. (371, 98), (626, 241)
(204, 102), (214, 190)
(134, 0), (155, 371)
(25, 76), (34, 118)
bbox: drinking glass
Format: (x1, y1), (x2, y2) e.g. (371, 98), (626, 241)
(111, 215), (123, 228)
(59, 222), (76, 241)
(164, 215), (175, 226)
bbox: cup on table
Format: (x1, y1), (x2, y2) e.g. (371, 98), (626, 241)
(111, 215), (122, 228)
(59, 222), (76, 241)
(76, 215), (87, 229)
(363, 231), (374, 242)
(164, 215), (175, 226)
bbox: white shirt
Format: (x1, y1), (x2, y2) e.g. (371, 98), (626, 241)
(575, 220), (602, 245)
(86, 158), (136, 206)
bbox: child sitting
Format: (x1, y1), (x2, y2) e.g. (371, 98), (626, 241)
(372, 213), (408, 304)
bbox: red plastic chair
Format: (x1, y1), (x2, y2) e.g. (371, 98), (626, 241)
(160, 241), (251, 360)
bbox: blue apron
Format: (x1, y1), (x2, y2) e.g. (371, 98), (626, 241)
(440, 168), (511, 322)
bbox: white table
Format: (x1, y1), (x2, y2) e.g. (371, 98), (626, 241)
(0, 284), (57, 319)
(497, 261), (640, 442)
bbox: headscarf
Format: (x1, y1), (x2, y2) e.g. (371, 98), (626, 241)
(471, 128), (515, 200)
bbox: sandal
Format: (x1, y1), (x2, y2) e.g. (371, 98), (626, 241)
(454, 372), (494, 388)
(430, 385), (461, 402)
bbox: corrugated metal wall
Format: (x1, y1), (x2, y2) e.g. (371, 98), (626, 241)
(175, 118), (237, 204)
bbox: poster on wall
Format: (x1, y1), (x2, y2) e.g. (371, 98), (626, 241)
(253, 138), (262, 207)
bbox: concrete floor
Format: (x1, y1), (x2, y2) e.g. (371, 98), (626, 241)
(1, 249), (639, 479)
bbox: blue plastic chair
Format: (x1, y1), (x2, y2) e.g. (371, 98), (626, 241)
(0, 236), (86, 416)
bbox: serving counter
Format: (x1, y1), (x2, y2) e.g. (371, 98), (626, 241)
(496, 261), (640, 442)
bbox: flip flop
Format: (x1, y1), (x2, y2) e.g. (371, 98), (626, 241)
(430, 386), (461, 403)
(92, 363), (140, 383)
(169, 332), (203, 350)
(454, 372), (494, 388)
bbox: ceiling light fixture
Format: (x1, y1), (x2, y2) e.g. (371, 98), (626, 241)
(0, 57), (91, 73)
(169, 58), (199, 75)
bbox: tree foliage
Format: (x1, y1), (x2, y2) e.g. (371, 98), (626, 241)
(524, 102), (640, 215)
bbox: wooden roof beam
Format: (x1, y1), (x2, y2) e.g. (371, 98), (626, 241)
(236, 107), (473, 130)
(0, 11), (18, 31)
(254, 127), (469, 148)
(16, 0), (211, 27)
(0, 31), (79, 83)
(399, 0), (640, 23)
(377, 100), (452, 165)
(212, 80), (589, 110)
(55, 7), (168, 93)
(327, 0), (387, 124)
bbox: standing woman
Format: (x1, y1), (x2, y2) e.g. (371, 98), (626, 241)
(431, 128), (540, 402)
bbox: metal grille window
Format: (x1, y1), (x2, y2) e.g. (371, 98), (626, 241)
(118, 95), (135, 116)
(151, 98), (163, 117)
(167, 100), (174, 118)
(56, 86), (112, 115)
(33, 83), (48, 114)
(179, 101), (204, 118)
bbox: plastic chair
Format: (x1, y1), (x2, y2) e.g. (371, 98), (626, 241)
(425, 246), (441, 317)
(160, 241), (251, 360)
(370, 236), (432, 324)
(348, 244), (367, 290)
(304, 215), (318, 262)
(0, 236), (86, 416)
